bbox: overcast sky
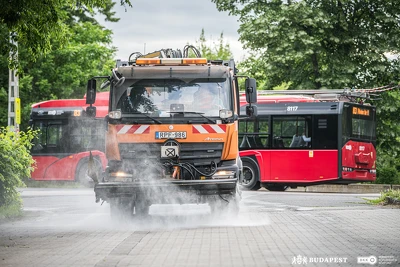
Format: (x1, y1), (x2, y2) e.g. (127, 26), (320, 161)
(98, 0), (245, 61)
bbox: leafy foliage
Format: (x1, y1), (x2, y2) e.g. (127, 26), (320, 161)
(0, 0), (131, 64)
(374, 90), (400, 183)
(212, 0), (400, 90)
(0, 2), (119, 128)
(192, 28), (233, 60)
(367, 189), (400, 205)
(0, 127), (36, 214)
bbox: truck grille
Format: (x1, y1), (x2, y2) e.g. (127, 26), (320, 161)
(119, 142), (224, 166)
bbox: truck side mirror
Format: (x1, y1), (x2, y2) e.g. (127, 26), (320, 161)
(245, 78), (257, 104)
(86, 106), (97, 117)
(246, 105), (257, 117)
(86, 79), (97, 105)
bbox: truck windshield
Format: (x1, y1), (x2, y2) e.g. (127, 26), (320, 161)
(115, 79), (231, 117)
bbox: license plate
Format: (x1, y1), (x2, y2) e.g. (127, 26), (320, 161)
(155, 131), (187, 139)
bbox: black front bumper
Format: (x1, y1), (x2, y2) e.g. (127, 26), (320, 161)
(94, 178), (238, 203)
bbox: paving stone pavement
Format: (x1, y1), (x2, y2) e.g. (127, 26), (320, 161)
(0, 190), (399, 267)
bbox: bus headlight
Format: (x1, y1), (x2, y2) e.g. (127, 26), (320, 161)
(219, 109), (233, 119)
(109, 110), (121, 119)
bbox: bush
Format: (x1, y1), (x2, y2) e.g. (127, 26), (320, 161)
(368, 189), (400, 205)
(0, 127), (36, 218)
(376, 166), (400, 184)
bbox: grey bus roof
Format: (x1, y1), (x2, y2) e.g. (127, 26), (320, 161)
(241, 101), (374, 116)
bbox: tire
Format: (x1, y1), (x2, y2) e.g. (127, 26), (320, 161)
(134, 200), (150, 216)
(209, 186), (241, 217)
(76, 157), (102, 187)
(110, 197), (133, 221)
(241, 157), (261, 191)
(209, 194), (240, 217)
(265, 184), (289, 191)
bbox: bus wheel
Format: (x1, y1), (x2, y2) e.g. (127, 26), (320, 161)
(241, 157), (261, 191)
(265, 184), (289, 191)
(76, 157), (102, 187)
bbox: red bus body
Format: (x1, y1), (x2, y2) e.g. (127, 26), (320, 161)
(239, 95), (376, 191)
(29, 92), (109, 182)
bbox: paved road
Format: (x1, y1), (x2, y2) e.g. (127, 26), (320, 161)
(0, 188), (399, 266)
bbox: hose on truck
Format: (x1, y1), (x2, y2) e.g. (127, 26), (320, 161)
(163, 160), (217, 179)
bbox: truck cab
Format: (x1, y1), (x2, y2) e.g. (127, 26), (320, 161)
(87, 54), (256, 218)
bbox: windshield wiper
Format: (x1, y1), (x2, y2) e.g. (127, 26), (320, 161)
(168, 111), (216, 124)
(123, 113), (162, 124)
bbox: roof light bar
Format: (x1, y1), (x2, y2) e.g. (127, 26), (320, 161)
(135, 58), (207, 65)
(135, 58), (161, 65)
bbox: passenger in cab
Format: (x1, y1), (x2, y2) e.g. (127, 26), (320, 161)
(290, 127), (311, 148)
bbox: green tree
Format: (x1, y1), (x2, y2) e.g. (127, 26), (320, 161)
(0, 2), (119, 129)
(193, 28), (233, 60)
(212, 0), (400, 90)
(0, 0), (131, 63)
(374, 90), (400, 183)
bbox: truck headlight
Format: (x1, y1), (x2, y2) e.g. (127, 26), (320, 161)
(109, 110), (122, 119)
(219, 109), (233, 119)
(212, 170), (235, 179)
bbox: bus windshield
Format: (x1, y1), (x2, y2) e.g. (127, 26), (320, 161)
(31, 119), (105, 154)
(343, 104), (376, 141)
(115, 78), (231, 117)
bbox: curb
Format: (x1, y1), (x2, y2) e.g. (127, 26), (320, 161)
(287, 184), (397, 194)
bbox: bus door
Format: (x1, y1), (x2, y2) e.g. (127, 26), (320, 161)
(239, 117), (271, 181)
(311, 115), (339, 181)
(270, 116), (314, 182)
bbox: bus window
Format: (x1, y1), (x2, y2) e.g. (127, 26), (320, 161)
(239, 119), (255, 149)
(312, 115), (338, 149)
(69, 119), (105, 153)
(257, 119), (270, 148)
(272, 116), (311, 148)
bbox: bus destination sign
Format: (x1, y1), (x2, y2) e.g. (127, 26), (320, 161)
(352, 107), (370, 116)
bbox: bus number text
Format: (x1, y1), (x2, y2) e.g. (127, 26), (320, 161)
(287, 106), (298, 112)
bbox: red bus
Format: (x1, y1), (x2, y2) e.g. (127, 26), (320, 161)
(239, 94), (377, 191)
(29, 92), (109, 185)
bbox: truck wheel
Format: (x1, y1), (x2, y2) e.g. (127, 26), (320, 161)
(76, 157), (102, 187)
(265, 184), (289, 191)
(241, 157), (261, 191)
(209, 194), (240, 217)
(134, 200), (150, 216)
(110, 198), (133, 220)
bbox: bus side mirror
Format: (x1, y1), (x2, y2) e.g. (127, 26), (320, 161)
(246, 105), (257, 117)
(245, 78), (257, 104)
(86, 79), (97, 105)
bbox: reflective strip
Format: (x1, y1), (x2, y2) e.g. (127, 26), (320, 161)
(135, 125), (150, 134)
(117, 125), (150, 134)
(210, 125), (225, 133)
(192, 124), (226, 134)
(192, 125), (208, 134)
(117, 125), (133, 134)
